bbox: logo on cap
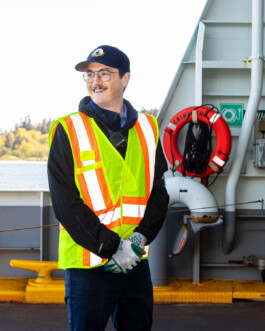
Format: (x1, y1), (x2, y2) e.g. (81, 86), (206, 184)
(92, 48), (104, 57)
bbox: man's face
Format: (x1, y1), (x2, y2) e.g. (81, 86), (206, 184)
(85, 62), (130, 111)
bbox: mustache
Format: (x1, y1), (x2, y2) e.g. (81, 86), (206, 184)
(91, 84), (105, 90)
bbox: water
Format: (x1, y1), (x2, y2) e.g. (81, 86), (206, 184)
(0, 162), (49, 190)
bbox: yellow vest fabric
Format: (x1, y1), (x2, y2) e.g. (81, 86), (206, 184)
(48, 111), (159, 269)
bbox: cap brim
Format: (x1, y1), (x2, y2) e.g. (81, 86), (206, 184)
(75, 61), (91, 72)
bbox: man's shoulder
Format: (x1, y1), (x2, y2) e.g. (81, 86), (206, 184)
(48, 111), (82, 140)
(137, 112), (158, 123)
(55, 111), (81, 122)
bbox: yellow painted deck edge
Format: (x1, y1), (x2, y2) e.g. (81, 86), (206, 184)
(0, 277), (265, 304)
(0, 278), (27, 303)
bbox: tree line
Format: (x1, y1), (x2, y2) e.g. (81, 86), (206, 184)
(0, 109), (159, 161)
(0, 116), (54, 161)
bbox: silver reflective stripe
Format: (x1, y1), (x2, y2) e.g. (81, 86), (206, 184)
(83, 169), (106, 211)
(212, 155), (225, 167)
(98, 204), (146, 225)
(209, 113), (221, 124)
(123, 204), (146, 218)
(167, 122), (176, 130)
(90, 253), (103, 266)
(98, 207), (121, 225)
(137, 113), (157, 195)
(71, 114), (106, 212)
(70, 114), (95, 166)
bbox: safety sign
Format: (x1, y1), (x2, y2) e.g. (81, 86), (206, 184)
(220, 103), (244, 127)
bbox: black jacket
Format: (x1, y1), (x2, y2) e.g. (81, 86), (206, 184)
(48, 97), (169, 259)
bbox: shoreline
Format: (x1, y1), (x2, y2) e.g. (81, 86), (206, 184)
(0, 160), (47, 164)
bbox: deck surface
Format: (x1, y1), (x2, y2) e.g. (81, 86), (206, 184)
(0, 301), (265, 330)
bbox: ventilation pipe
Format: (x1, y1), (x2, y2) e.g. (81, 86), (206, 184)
(166, 176), (219, 218)
(166, 176), (221, 284)
(223, 0), (264, 254)
(149, 176), (221, 286)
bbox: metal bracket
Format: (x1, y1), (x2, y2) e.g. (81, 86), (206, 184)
(246, 55), (265, 61)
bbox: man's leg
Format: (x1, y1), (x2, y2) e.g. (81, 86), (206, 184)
(65, 268), (120, 331)
(111, 260), (153, 331)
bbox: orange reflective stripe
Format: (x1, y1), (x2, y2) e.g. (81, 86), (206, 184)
(107, 218), (121, 230)
(123, 196), (148, 205)
(80, 113), (113, 209)
(80, 113), (100, 161)
(95, 167), (113, 208)
(77, 172), (94, 207)
(59, 223), (66, 231)
(122, 216), (142, 225)
(55, 112), (156, 269)
(137, 114), (157, 198)
(83, 249), (91, 266)
(65, 113), (110, 211)
(146, 115), (157, 144)
(83, 250), (107, 267)
(97, 201), (121, 222)
(134, 120), (150, 197)
(64, 116), (83, 168)
(50, 122), (59, 141)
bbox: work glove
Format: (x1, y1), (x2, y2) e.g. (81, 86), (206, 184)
(104, 238), (146, 274)
(127, 232), (147, 248)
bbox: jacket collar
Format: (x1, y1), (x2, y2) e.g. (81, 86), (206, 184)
(78, 96), (138, 132)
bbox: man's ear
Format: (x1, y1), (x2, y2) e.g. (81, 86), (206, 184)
(122, 72), (131, 89)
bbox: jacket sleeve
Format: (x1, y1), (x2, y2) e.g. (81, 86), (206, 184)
(135, 139), (170, 245)
(47, 123), (120, 258)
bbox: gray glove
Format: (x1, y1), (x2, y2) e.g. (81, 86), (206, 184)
(127, 232), (147, 248)
(104, 238), (145, 274)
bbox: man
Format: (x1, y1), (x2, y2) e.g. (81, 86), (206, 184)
(48, 45), (169, 331)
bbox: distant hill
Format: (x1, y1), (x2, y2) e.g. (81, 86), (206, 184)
(0, 116), (53, 161)
(0, 109), (159, 161)
(140, 108), (159, 117)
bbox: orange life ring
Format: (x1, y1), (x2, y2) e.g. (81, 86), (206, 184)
(163, 106), (231, 177)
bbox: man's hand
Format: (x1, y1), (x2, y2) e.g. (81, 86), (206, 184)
(104, 239), (145, 274)
(127, 232), (147, 248)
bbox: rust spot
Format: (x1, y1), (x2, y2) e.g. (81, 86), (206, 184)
(242, 60), (251, 69)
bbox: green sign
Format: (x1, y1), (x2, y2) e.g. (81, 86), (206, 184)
(220, 103), (244, 127)
(256, 110), (265, 120)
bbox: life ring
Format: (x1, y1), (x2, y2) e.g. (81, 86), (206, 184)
(163, 106), (231, 177)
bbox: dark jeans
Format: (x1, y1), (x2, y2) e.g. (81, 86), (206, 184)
(65, 260), (153, 331)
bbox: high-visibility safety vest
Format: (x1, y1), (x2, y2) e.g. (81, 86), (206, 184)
(48, 111), (159, 270)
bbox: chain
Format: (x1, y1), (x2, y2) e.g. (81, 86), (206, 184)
(0, 224), (58, 233)
(166, 199), (263, 214)
(0, 199), (263, 233)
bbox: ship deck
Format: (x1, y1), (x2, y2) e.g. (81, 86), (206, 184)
(1, 301), (265, 331)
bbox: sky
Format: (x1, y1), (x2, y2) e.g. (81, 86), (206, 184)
(0, 0), (207, 131)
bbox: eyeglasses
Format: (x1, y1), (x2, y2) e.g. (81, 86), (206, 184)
(83, 70), (119, 83)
